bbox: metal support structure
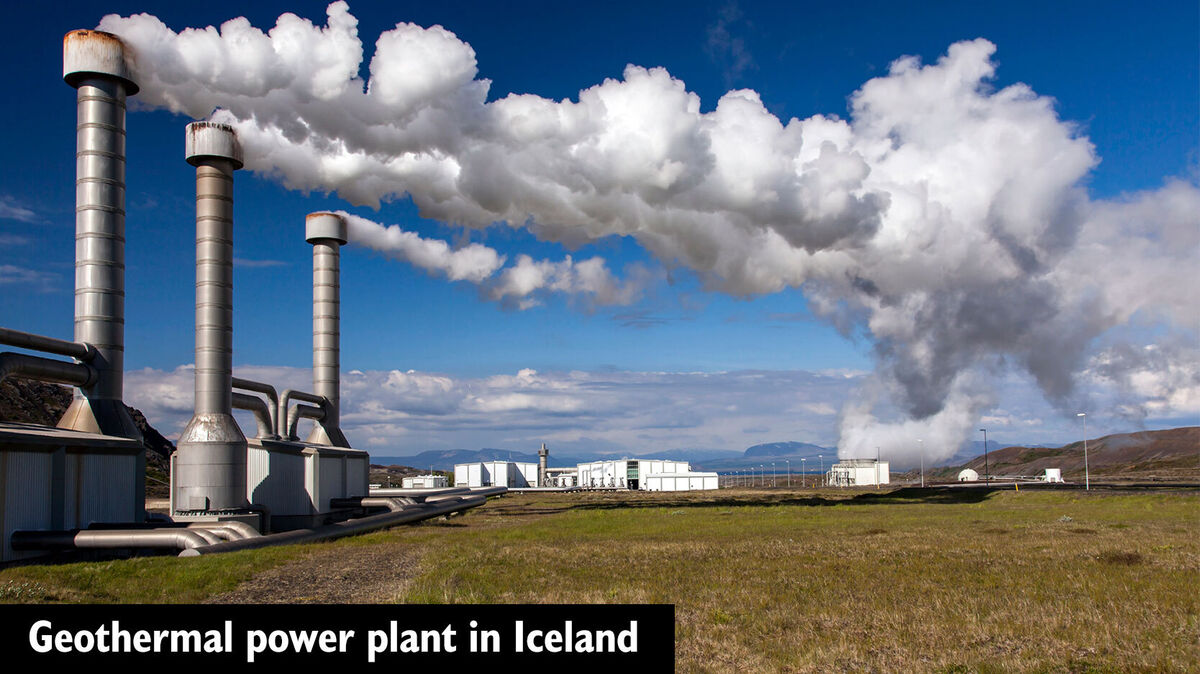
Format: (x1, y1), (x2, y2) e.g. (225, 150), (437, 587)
(173, 122), (248, 513)
(57, 30), (141, 439)
(304, 212), (350, 448)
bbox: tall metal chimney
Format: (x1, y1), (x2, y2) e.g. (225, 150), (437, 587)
(304, 212), (350, 448)
(539, 443), (549, 487)
(173, 122), (247, 512)
(57, 30), (141, 440)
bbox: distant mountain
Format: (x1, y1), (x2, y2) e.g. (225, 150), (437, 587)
(744, 441), (830, 458)
(931, 427), (1198, 481)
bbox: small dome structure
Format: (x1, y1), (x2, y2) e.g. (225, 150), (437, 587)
(958, 468), (979, 482)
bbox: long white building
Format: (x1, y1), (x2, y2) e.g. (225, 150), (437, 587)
(577, 459), (717, 491)
(454, 461), (539, 488)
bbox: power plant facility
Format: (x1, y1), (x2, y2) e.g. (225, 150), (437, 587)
(0, 30), (501, 562)
(827, 459), (890, 487)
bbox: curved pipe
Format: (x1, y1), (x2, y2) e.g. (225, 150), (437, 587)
(232, 377), (279, 434)
(180, 495), (487, 557)
(368, 487), (473, 500)
(232, 391), (279, 440)
(0, 352), (96, 388)
(278, 389), (325, 438)
(0, 327), (96, 361)
(285, 402), (324, 441)
(11, 528), (209, 552)
(330, 496), (417, 511)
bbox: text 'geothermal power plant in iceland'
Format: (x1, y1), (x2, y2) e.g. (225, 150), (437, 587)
(0, 30), (504, 561)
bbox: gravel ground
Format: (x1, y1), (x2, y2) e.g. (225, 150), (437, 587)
(204, 541), (422, 604)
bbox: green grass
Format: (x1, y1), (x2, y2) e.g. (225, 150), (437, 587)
(0, 544), (309, 603)
(2, 487), (1197, 672)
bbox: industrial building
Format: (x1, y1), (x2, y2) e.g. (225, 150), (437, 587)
(455, 461), (540, 488)
(0, 30), (498, 561)
(828, 459), (890, 487)
(577, 459), (718, 491)
(402, 475), (448, 489)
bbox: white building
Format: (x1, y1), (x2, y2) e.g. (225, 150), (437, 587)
(828, 459), (890, 487)
(1043, 468), (1062, 483)
(958, 468), (979, 482)
(576, 459), (716, 491)
(402, 474), (448, 488)
(454, 461), (539, 488)
(643, 472), (719, 491)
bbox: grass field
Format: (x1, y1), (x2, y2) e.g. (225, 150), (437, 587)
(2, 486), (1198, 672)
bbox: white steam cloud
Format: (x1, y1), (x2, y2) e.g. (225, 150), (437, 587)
(341, 211), (643, 308)
(99, 4), (1200, 466)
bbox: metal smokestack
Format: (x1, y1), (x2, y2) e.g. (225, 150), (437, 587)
(304, 212), (350, 448)
(539, 443), (549, 487)
(57, 30), (141, 439)
(173, 122), (248, 513)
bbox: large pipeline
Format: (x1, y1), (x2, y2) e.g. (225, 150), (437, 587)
(232, 392), (279, 440)
(232, 377), (280, 435)
(0, 352), (96, 389)
(179, 494), (487, 556)
(0, 327), (96, 362)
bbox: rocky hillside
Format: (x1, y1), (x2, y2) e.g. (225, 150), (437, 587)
(935, 427), (1199, 482)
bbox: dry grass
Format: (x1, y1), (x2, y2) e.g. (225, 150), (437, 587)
(1, 486), (1196, 671)
(402, 487), (1200, 672)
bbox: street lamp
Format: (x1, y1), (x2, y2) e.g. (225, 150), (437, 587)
(772, 462), (776, 487)
(760, 465), (765, 487)
(818, 455), (823, 487)
(918, 439), (924, 488)
(875, 446), (881, 488)
(801, 458), (806, 488)
(786, 460), (791, 487)
(979, 428), (990, 484)
(1077, 413), (1090, 490)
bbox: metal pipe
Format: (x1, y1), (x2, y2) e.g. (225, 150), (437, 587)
(304, 212), (350, 447)
(232, 377), (280, 435)
(232, 392), (279, 440)
(286, 403), (324, 441)
(173, 122), (248, 513)
(277, 388), (324, 439)
(179, 495), (488, 556)
(58, 30), (141, 439)
(11, 528), (208, 553)
(368, 487), (473, 500)
(0, 327), (96, 361)
(0, 352), (96, 388)
(87, 521), (260, 540)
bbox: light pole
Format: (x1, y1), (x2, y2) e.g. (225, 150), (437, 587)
(818, 455), (823, 487)
(772, 462), (776, 487)
(1077, 413), (1090, 490)
(760, 465), (765, 487)
(979, 428), (990, 484)
(801, 458), (806, 488)
(875, 446), (881, 488)
(786, 460), (791, 487)
(918, 439), (924, 488)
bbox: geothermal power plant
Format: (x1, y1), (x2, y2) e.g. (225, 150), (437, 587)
(0, 30), (501, 561)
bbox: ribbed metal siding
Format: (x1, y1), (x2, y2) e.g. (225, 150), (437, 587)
(65, 452), (138, 528)
(346, 455), (367, 495)
(2, 451), (54, 560)
(247, 445), (311, 516)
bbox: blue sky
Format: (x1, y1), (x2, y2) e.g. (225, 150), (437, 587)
(1, 1), (1196, 461)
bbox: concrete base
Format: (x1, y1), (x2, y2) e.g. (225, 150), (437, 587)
(0, 422), (144, 561)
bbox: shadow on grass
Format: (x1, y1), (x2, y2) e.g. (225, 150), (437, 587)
(494, 486), (999, 515)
